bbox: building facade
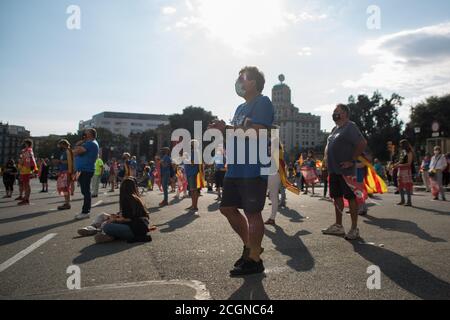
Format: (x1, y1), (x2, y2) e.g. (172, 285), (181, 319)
(79, 112), (170, 137)
(272, 76), (322, 153)
(0, 123), (30, 166)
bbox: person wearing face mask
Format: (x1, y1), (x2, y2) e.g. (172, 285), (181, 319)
(322, 104), (367, 240)
(393, 139), (414, 206)
(429, 146), (447, 201)
(208, 66), (274, 276)
(55, 139), (74, 210)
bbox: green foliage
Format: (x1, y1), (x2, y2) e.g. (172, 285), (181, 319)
(347, 91), (403, 161)
(408, 94), (450, 146)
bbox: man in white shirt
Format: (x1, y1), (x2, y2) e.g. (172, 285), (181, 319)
(429, 146), (447, 201)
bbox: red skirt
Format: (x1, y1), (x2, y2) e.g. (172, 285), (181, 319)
(57, 172), (72, 195)
(398, 166), (413, 192)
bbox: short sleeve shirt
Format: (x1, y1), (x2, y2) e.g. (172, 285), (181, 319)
(326, 121), (364, 176)
(225, 95), (274, 179)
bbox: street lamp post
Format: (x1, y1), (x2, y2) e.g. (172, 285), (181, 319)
(149, 139), (154, 161)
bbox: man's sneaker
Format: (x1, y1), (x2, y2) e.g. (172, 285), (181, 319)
(17, 200), (30, 206)
(57, 203), (71, 210)
(159, 201), (168, 207)
(77, 226), (99, 237)
(404, 202), (412, 207)
(15, 196), (23, 201)
(344, 228), (360, 240)
(75, 213), (90, 220)
(321, 224), (345, 236)
(230, 259), (265, 277)
(234, 247), (264, 267)
(94, 233), (115, 244)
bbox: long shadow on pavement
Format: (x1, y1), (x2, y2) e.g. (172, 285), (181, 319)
(0, 219), (79, 246)
(0, 209), (57, 225)
(73, 242), (146, 264)
(411, 206), (450, 216)
(228, 274), (270, 300)
(155, 211), (199, 233)
(351, 239), (450, 299)
(363, 215), (446, 243)
(265, 225), (315, 272)
(207, 201), (220, 212)
(279, 206), (305, 223)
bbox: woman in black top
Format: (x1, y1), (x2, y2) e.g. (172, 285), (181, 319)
(94, 177), (152, 243)
(39, 158), (49, 193)
(3, 159), (18, 198)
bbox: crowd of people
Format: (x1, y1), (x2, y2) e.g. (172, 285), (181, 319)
(1, 66), (449, 277)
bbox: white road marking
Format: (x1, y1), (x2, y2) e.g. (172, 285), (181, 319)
(9, 280), (212, 300)
(0, 233), (57, 273)
(92, 200), (103, 207)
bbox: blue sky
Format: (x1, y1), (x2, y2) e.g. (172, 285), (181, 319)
(1, 0), (450, 136)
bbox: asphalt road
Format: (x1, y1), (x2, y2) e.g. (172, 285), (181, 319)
(0, 180), (449, 300)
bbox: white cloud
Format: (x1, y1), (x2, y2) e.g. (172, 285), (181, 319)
(162, 6), (177, 15)
(285, 12), (327, 24)
(298, 47), (312, 56)
(343, 22), (450, 99)
(163, 0), (327, 55)
(314, 104), (335, 112)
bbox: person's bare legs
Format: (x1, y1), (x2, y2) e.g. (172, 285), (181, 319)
(334, 197), (344, 226)
(191, 190), (199, 209)
(220, 207), (249, 245)
(245, 212), (264, 262)
(348, 198), (358, 230)
(24, 182), (31, 201)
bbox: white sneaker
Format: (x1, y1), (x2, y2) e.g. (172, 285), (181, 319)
(345, 228), (360, 240)
(322, 224), (345, 236)
(77, 225), (98, 237)
(75, 213), (90, 220)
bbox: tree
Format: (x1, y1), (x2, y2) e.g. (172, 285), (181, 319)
(347, 91), (403, 161)
(408, 94), (450, 148)
(168, 106), (217, 138)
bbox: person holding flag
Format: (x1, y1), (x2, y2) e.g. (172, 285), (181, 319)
(184, 140), (204, 213)
(17, 139), (37, 206)
(322, 104), (367, 240)
(265, 144), (300, 226)
(294, 154), (304, 192)
(302, 151), (319, 195)
(55, 139), (75, 210)
(393, 139), (414, 206)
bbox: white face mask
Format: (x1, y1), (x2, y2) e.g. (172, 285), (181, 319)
(235, 80), (246, 97)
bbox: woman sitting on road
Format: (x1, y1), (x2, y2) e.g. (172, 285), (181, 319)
(77, 177), (152, 243)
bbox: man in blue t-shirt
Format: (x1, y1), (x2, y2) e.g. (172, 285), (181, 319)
(73, 128), (100, 220)
(208, 66), (274, 276)
(159, 147), (172, 207)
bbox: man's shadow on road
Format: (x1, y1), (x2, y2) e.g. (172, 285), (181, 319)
(265, 225), (315, 272)
(0, 219), (79, 246)
(207, 201), (220, 212)
(351, 239), (450, 299)
(155, 211), (199, 233)
(278, 206), (305, 223)
(363, 214), (446, 243)
(73, 242), (145, 264)
(0, 209), (57, 224)
(228, 274), (270, 300)
(411, 205), (450, 216)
